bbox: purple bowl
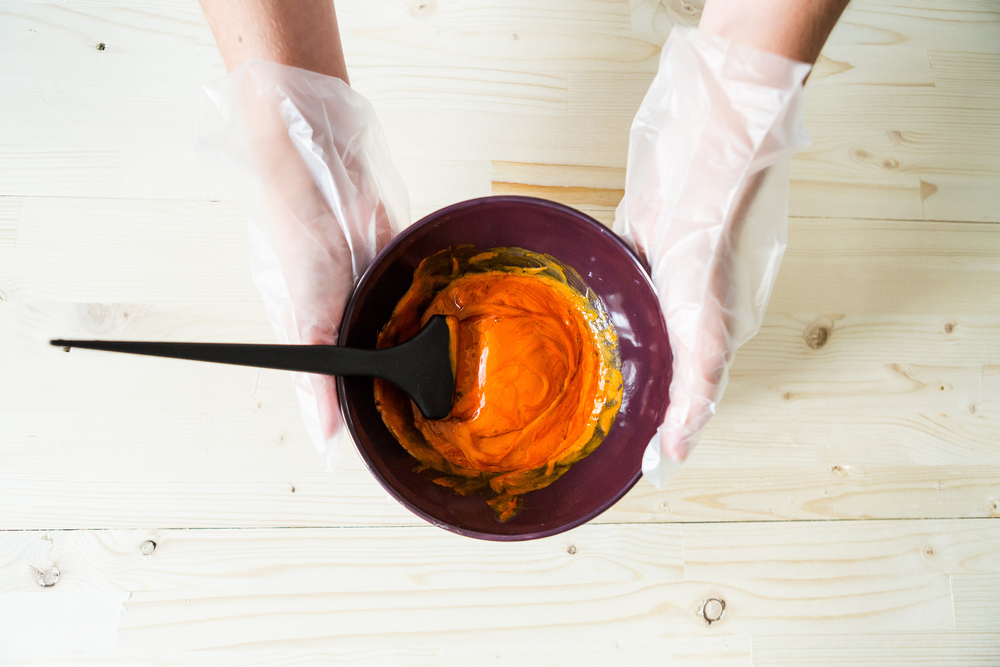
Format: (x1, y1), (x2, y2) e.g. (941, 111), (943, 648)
(337, 196), (670, 541)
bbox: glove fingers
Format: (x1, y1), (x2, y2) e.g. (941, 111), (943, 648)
(661, 293), (731, 462)
(310, 374), (343, 441)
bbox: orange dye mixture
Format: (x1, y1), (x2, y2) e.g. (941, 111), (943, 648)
(374, 247), (623, 521)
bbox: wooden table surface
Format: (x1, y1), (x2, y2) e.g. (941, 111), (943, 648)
(2, 0), (999, 664)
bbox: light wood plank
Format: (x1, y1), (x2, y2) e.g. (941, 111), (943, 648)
(2, 444), (998, 528)
(615, 465), (1000, 523)
(5, 662), (174, 667)
(629, 0), (703, 35)
(395, 160), (493, 212)
(354, 66), (568, 115)
(439, 637), (752, 667)
(6, 197), (998, 310)
(0, 146), (121, 200)
(773, 219), (1000, 314)
(742, 313), (1000, 369)
(752, 633), (1000, 667)
(920, 175), (1000, 223)
(338, 0), (634, 31)
(3, 374), (999, 527)
(984, 365), (1000, 417)
(0, 525), (686, 595)
(928, 51), (1000, 97)
(795, 129), (1000, 184)
(342, 26), (661, 73)
(825, 0), (1000, 54)
(0, 2), (217, 59)
(0, 196), (19, 251)
(683, 517), (1000, 575)
(809, 46), (935, 87)
(492, 160), (624, 192)
(2, 0), (996, 227)
(789, 176), (928, 221)
(0, 592), (127, 662)
(0, 197), (257, 302)
(0, 520), (989, 660)
(952, 575), (1000, 631)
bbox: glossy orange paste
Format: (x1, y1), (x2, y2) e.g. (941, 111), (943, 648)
(374, 247), (623, 521)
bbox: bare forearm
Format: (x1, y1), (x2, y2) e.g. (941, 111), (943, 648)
(199, 0), (349, 82)
(699, 0), (850, 64)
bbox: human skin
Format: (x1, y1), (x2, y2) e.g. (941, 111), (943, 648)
(199, 0), (851, 78)
(699, 0), (851, 64)
(199, 0), (350, 81)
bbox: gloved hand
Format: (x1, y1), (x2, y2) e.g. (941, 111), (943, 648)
(614, 27), (812, 487)
(195, 60), (410, 469)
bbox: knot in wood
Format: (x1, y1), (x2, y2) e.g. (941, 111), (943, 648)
(567, 545), (577, 555)
(805, 323), (829, 350)
(673, 0), (704, 21)
(410, 0), (435, 17)
(139, 540), (157, 556)
(79, 303), (113, 334)
(701, 597), (725, 624)
(881, 158), (900, 170)
(944, 322), (954, 334)
(991, 499), (1000, 515)
(86, 303), (107, 324)
(37, 567), (60, 588)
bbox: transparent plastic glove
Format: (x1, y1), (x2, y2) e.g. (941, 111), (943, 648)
(195, 60), (410, 470)
(613, 27), (812, 488)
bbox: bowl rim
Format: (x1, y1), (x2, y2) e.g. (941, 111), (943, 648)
(337, 194), (662, 541)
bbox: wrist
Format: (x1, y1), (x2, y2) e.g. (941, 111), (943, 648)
(698, 0), (849, 65)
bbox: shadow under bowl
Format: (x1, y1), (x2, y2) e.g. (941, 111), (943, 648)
(337, 196), (670, 541)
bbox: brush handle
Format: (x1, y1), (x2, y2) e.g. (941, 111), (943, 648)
(51, 338), (398, 378)
(51, 315), (456, 420)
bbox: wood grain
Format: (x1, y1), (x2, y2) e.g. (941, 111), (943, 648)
(0, 197), (257, 302)
(1, 0), (999, 662)
(0, 593), (126, 662)
(2, 1), (997, 223)
(0, 519), (992, 660)
(5, 196), (998, 308)
(752, 634), (1000, 667)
